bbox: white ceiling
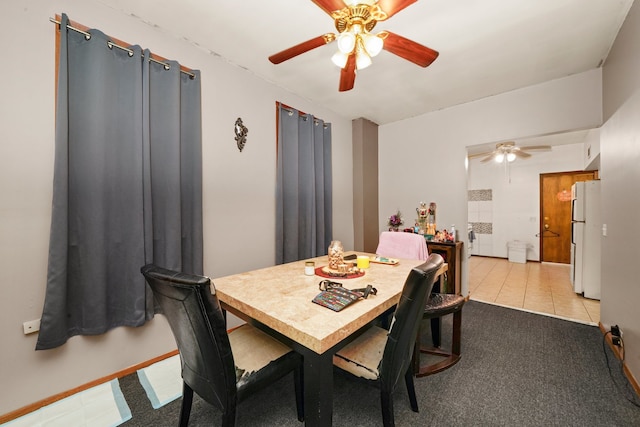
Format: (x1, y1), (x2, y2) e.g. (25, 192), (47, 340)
(97, 0), (633, 126)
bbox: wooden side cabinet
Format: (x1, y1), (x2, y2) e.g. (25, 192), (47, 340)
(426, 241), (463, 295)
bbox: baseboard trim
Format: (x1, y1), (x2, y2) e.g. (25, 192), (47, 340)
(599, 322), (640, 398)
(469, 254), (542, 264)
(0, 349), (179, 424)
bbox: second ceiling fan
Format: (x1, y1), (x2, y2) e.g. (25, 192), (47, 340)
(268, 0), (439, 91)
(470, 142), (552, 163)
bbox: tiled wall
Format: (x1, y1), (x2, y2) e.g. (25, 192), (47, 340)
(468, 189), (493, 256)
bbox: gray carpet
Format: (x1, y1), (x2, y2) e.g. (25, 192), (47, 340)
(119, 301), (640, 426)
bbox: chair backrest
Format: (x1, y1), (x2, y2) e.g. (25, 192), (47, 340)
(378, 253), (444, 391)
(376, 231), (429, 261)
(140, 264), (236, 412)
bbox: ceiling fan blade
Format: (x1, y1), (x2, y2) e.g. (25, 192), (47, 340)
(480, 153), (498, 163)
(377, 0), (417, 19)
(269, 34), (336, 64)
(381, 31), (439, 67)
(513, 149), (532, 159)
(468, 151), (493, 159)
(519, 145), (552, 151)
(311, 0), (346, 16)
(339, 54), (356, 92)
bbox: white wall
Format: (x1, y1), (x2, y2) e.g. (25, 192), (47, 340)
(600, 0), (640, 388)
(467, 143), (585, 260)
(379, 69), (603, 298)
(0, 0), (353, 414)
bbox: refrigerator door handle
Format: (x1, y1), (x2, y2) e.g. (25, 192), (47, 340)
(571, 221), (574, 244)
(571, 199), (576, 220)
(571, 220), (584, 244)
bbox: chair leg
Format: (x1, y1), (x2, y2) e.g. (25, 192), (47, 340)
(380, 391), (395, 427)
(221, 403), (237, 427)
(294, 365), (304, 422)
(430, 316), (441, 347)
(412, 324), (422, 375)
(416, 309), (463, 377)
(179, 383), (193, 427)
(452, 309), (462, 356)
(404, 368), (419, 413)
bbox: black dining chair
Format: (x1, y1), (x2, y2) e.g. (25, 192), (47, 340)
(140, 264), (304, 427)
(332, 254), (444, 427)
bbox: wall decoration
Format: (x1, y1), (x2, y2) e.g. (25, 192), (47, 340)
(468, 189), (492, 201)
(234, 117), (248, 152)
(471, 222), (493, 234)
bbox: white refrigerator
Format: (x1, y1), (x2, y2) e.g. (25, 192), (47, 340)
(570, 180), (601, 300)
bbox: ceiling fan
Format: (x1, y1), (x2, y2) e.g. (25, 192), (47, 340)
(268, 0), (439, 92)
(470, 142), (552, 163)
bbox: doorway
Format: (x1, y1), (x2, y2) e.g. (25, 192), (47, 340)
(539, 171), (597, 263)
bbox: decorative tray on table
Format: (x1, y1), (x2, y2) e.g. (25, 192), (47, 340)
(315, 266), (365, 279)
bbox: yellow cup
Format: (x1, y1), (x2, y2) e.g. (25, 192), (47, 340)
(357, 255), (370, 269)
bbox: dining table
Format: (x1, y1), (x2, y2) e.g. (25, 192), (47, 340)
(213, 252), (447, 426)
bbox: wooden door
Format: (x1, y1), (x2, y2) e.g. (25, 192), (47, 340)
(540, 171), (597, 263)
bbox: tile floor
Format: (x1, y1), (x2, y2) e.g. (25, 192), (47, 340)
(468, 256), (600, 325)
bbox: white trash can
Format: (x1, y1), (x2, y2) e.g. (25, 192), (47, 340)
(507, 241), (527, 264)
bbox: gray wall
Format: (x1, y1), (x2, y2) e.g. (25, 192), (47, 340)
(600, 0), (640, 384)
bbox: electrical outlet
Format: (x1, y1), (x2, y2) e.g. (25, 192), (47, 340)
(23, 319), (40, 335)
(610, 325), (623, 346)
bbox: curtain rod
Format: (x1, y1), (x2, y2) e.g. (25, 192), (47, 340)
(279, 104), (328, 128)
(49, 17), (196, 79)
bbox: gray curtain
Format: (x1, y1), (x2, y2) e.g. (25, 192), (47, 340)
(36, 14), (203, 350)
(276, 103), (333, 264)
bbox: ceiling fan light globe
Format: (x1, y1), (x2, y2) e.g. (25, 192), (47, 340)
(355, 50), (372, 70)
(507, 152), (516, 162)
(331, 51), (349, 68)
(337, 32), (356, 53)
(362, 33), (383, 57)
(495, 153), (505, 163)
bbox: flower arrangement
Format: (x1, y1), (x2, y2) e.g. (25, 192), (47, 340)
(387, 210), (404, 230)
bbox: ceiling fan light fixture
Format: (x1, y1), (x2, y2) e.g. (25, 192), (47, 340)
(268, 1), (437, 92)
(495, 153), (505, 163)
(507, 152), (516, 162)
(362, 32), (383, 57)
(355, 49), (372, 70)
(331, 51), (349, 68)
(337, 31), (356, 54)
